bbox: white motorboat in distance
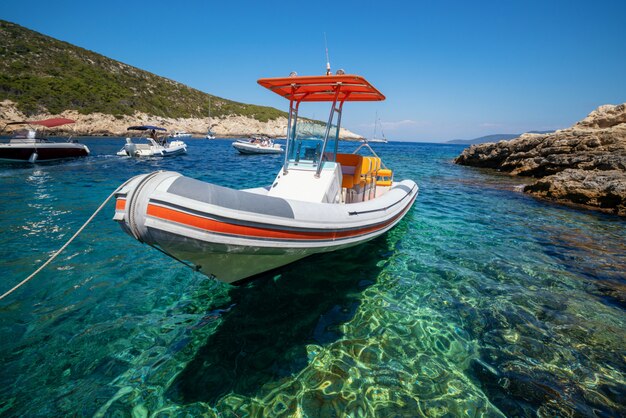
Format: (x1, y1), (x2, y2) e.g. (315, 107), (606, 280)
(0, 118), (89, 163)
(232, 136), (284, 154)
(172, 131), (192, 138)
(113, 72), (418, 284)
(117, 125), (187, 157)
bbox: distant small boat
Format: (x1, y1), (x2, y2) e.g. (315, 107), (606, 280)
(0, 118), (89, 163)
(172, 131), (192, 138)
(232, 137), (284, 154)
(362, 113), (388, 143)
(117, 126), (187, 157)
(206, 97), (216, 140)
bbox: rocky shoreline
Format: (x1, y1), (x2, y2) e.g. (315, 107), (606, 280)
(0, 100), (363, 140)
(455, 104), (626, 216)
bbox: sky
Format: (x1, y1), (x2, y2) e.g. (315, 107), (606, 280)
(2, 0), (625, 141)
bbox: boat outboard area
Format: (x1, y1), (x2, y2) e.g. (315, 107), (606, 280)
(117, 125), (187, 158)
(0, 118), (90, 163)
(113, 72), (418, 284)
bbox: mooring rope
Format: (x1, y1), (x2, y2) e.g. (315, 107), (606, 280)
(0, 179), (132, 301)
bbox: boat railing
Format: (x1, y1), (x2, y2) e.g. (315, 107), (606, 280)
(352, 141), (388, 170)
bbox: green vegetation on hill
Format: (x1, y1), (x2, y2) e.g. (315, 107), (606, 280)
(0, 20), (286, 121)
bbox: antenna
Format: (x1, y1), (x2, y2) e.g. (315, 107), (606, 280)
(324, 33), (331, 75)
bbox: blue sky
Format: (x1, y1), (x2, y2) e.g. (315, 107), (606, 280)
(3, 0), (625, 141)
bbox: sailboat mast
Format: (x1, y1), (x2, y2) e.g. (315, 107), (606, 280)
(373, 111), (378, 139)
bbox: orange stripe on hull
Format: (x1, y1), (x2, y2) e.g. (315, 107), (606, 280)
(146, 203), (409, 241)
(116, 199), (126, 211)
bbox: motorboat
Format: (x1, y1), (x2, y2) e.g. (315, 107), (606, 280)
(172, 131), (192, 138)
(0, 118), (89, 163)
(232, 136), (284, 154)
(113, 72), (418, 284)
(117, 126), (187, 157)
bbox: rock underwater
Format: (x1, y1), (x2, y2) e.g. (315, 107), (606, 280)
(455, 104), (626, 216)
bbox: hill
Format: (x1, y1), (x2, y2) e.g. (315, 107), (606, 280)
(447, 131), (554, 145)
(0, 20), (287, 123)
(447, 134), (520, 145)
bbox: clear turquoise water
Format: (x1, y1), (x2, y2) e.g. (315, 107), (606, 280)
(0, 139), (624, 417)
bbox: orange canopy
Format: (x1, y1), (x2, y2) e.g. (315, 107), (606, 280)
(257, 74), (385, 102)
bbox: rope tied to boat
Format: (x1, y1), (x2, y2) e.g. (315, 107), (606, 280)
(0, 172), (204, 301)
(0, 178), (132, 301)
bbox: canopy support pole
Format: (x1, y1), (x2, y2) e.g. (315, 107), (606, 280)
(316, 88), (348, 178)
(283, 92), (301, 175)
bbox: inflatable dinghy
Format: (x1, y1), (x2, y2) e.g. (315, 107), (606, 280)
(114, 72), (418, 284)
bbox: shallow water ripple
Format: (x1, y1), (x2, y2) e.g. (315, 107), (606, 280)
(0, 139), (624, 417)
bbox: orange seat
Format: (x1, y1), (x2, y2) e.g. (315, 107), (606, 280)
(336, 153), (363, 189)
(365, 157), (381, 199)
(377, 169), (393, 187)
(359, 157), (372, 182)
(364, 157), (380, 181)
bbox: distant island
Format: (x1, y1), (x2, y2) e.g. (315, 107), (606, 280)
(455, 104), (626, 216)
(447, 131), (554, 145)
(0, 20), (361, 139)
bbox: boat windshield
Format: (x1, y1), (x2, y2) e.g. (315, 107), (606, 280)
(288, 121), (338, 166)
(258, 74), (384, 175)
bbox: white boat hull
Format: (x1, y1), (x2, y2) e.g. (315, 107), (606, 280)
(114, 171), (417, 283)
(0, 142), (90, 162)
(117, 139), (187, 157)
(232, 141), (284, 154)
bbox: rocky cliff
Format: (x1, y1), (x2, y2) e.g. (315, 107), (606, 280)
(455, 104), (626, 216)
(0, 100), (362, 139)
(0, 20), (363, 139)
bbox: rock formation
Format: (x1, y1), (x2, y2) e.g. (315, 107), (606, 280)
(455, 104), (626, 216)
(0, 100), (363, 140)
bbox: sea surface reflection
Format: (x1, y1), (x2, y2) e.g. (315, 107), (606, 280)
(0, 139), (623, 416)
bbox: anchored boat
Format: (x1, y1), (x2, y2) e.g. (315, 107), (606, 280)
(171, 131), (192, 138)
(232, 137), (284, 154)
(113, 72), (418, 284)
(117, 126), (187, 157)
(0, 118), (89, 163)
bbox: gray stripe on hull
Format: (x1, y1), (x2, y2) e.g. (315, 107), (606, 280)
(167, 176), (295, 218)
(391, 184), (413, 194)
(348, 184), (417, 215)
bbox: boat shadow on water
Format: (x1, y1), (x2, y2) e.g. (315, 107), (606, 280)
(165, 236), (393, 405)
